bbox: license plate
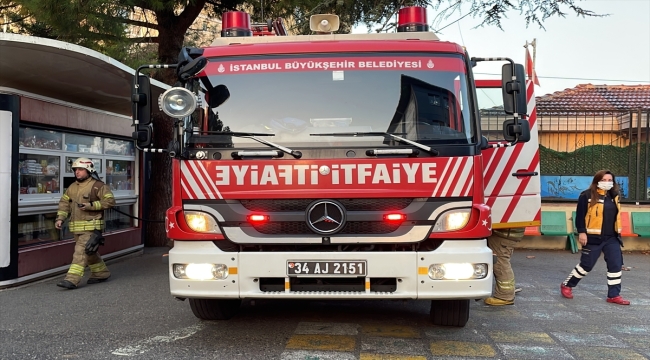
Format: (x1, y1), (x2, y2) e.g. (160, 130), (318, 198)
(287, 261), (366, 277)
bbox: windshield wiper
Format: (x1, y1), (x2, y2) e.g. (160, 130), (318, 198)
(311, 132), (439, 156)
(205, 131), (302, 159)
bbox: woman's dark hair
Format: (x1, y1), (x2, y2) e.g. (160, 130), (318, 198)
(588, 169), (619, 207)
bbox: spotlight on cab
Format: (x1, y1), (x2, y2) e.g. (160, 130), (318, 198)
(158, 87), (199, 119)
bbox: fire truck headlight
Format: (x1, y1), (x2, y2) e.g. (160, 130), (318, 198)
(159, 87), (198, 119)
(428, 263), (488, 280)
(173, 263), (229, 280)
(431, 209), (471, 232)
(184, 211), (221, 233)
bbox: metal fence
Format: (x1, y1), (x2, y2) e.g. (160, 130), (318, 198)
(537, 110), (649, 202)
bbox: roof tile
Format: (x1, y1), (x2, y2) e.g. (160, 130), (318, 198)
(536, 84), (650, 115)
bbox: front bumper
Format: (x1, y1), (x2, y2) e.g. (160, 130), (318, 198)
(169, 239), (493, 300)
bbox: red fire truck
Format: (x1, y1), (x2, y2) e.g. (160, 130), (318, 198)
(131, 6), (540, 327)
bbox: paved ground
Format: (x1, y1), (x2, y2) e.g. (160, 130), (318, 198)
(1, 247), (649, 360)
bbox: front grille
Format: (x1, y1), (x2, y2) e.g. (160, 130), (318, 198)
(240, 198), (414, 212)
(260, 277), (396, 292)
(252, 221), (401, 235)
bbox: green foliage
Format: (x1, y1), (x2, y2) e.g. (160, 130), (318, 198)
(1, 0), (604, 66)
(540, 144), (650, 201)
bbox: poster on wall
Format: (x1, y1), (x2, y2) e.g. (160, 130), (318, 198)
(0, 111), (11, 268)
(541, 175), (630, 200)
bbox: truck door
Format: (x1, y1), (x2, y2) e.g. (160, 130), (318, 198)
(476, 80), (541, 229)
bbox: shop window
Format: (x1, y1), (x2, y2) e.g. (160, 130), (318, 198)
(19, 205), (135, 247)
(64, 133), (103, 154)
(104, 138), (135, 156)
(106, 159), (134, 191)
(18, 212), (69, 247)
(19, 127), (62, 150)
(18, 154), (61, 194)
(105, 205), (134, 232)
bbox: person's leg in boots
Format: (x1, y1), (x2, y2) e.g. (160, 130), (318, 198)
(485, 236), (517, 305)
(603, 237), (629, 305)
(57, 233), (88, 289)
(561, 241), (602, 299)
(86, 249), (111, 284)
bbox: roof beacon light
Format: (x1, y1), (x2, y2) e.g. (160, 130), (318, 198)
(397, 6), (429, 33)
(221, 11), (252, 37)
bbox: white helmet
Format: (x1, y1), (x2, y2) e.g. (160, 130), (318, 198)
(71, 157), (96, 173)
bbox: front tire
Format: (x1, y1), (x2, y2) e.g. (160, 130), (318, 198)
(189, 299), (241, 320)
(430, 299), (470, 327)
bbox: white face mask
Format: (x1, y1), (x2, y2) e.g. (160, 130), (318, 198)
(598, 181), (614, 191)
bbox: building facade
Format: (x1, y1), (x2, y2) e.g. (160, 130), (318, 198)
(0, 33), (167, 287)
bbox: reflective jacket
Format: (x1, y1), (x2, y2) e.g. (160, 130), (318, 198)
(575, 189), (622, 235)
(56, 178), (115, 232)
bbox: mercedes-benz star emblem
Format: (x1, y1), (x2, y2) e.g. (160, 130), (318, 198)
(306, 200), (346, 235)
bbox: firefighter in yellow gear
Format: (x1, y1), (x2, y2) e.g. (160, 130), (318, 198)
(55, 158), (115, 289)
(484, 227), (525, 306)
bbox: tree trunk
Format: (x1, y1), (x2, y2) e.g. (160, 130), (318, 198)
(141, 3), (207, 247)
(143, 113), (173, 247)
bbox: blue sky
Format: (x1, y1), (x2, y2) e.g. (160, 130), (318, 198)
(353, 0), (650, 97)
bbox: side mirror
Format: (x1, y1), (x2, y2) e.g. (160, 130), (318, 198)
(208, 84), (230, 108)
(501, 63), (527, 116)
(503, 119), (531, 143)
(480, 135), (489, 150)
(131, 75), (152, 148)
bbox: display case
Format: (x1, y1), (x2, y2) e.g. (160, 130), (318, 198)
(18, 153), (61, 195)
(19, 127), (62, 150)
(105, 205), (134, 232)
(18, 126), (138, 248)
(104, 138), (134, 156)
(65, 133), (103, 154)
(106, 159), (134, 191)
(17, 212), (63, 246)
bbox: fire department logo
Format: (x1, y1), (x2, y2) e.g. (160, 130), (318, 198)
(427, 60), (434, 69)
(306, 200), (346, 235)
(217, 64), (225, 73)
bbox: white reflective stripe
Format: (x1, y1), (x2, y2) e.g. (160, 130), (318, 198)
(607, 279), (622, 285)
(575, 265), (588, 276)
(586, 228), (601, 234)
(570, 269), (585, 279)
(617, 228), (622, 233)
(607, 271), (622, 278)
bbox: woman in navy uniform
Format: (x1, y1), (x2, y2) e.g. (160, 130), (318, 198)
(560, 170), (629, 305)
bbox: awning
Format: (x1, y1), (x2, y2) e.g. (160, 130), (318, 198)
(0, 33), (168, 116)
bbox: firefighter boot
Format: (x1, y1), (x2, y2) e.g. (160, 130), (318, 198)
(484, 297), (514, 306)
(56, 280), (77, 290)
(560, 284), (573, 299)
(87, 276), (110, 284)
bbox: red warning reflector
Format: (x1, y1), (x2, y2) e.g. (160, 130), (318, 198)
(247, 214), (269, 223)
(384, 214), (406, 221)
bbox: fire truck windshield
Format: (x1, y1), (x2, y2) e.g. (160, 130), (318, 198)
(196, 53), (474, 150)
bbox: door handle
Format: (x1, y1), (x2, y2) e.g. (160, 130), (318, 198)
(512, 171), (538, 177)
